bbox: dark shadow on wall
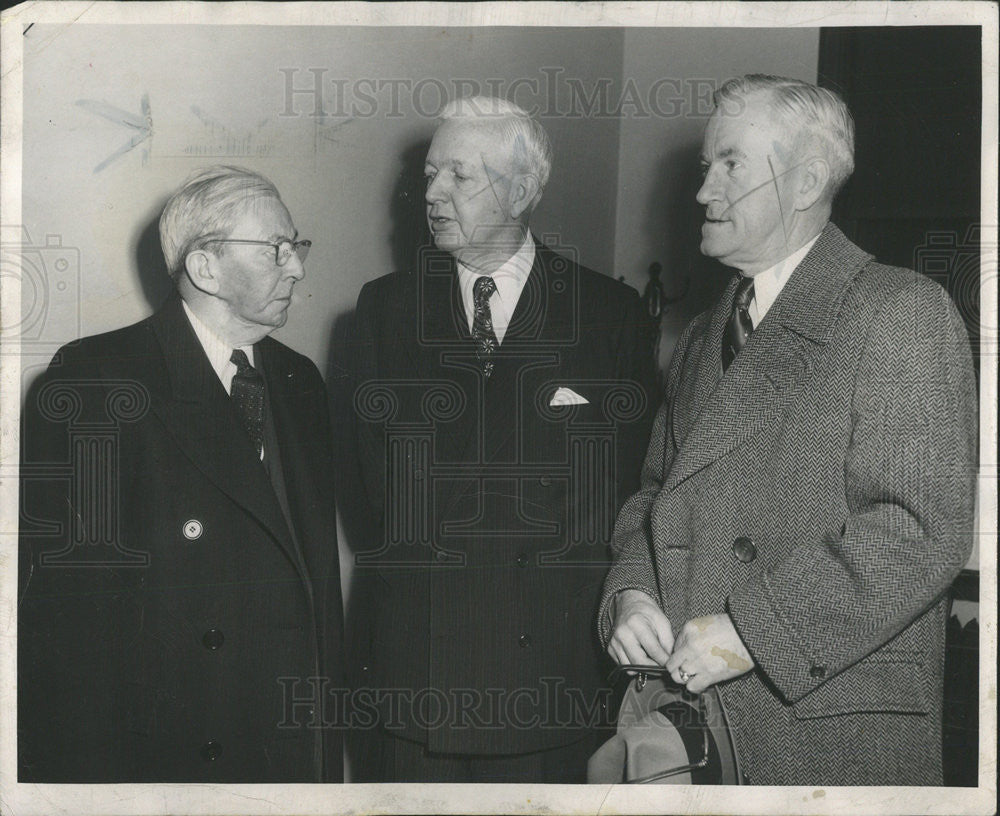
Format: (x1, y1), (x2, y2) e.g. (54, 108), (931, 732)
(324, 305), (380, 780)
(133, 199), (174, 312)
(390, 138), (434, 276)
(643, 141), (731, 373)
(325, 136), (434, 780)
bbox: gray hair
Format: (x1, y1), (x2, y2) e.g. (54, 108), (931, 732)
(159, 165), (282, 279)
(438, 95), (552, 204)
(714, 74), (855, 197)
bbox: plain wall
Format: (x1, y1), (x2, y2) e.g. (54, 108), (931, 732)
(19, 25), (626, 394)
(18, 24), (821, 385)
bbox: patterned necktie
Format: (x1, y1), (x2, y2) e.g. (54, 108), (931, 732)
(230, 349), (265, 457)
(472, 276), (499, 377)
(722, 275), (755, 371)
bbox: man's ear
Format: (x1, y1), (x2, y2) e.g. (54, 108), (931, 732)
(795, 157), (831, 211)
(183, 249), (221, 295)
(509, 173), (540, 221)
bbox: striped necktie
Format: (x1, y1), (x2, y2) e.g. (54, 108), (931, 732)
(722, 275), (755, 371)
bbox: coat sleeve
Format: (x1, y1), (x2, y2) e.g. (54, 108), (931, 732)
(597, 318), (698, 645)
(727, 274), (978, 703)
(18, 347), (145, 780)
(351, 280), (387, 531)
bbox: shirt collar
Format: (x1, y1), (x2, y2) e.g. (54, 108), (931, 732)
(182, 299), (254, 386)
(749, 232), (822, 325)
(456, 232), (535, 325)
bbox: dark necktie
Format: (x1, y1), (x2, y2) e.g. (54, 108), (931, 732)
(722, 275), (755, 371)
(472, 276), (499, 377)
(230, 349), (265, 457)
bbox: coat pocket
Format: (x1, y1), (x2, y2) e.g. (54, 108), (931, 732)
(792, 652), (930, 720)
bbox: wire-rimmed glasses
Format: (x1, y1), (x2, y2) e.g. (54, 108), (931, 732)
(210, 238), (311, 266)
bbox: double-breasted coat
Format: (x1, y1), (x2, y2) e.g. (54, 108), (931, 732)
(18, 293), (344, 782)
(599, 224), (977, 785)
(353, 240), (657, 755)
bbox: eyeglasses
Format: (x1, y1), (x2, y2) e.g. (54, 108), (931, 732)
(210, 238), (312, 267)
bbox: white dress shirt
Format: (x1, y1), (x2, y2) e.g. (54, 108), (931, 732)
(746, 233), (821, 328)
(182, 300), (255, 394)
(182, 300), (263, 458)
(456, 233), (536, 344)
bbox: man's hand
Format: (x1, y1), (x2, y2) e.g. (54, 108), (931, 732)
(665, 613), (754, 693)
(607, 589), (674, 668)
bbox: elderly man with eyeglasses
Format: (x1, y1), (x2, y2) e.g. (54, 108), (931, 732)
(18, 165), (344, 782)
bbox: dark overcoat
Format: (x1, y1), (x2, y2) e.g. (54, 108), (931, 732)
(353, 240), (656, 755)
(599, 224), (977, 785)
(19, 293), (344, 782)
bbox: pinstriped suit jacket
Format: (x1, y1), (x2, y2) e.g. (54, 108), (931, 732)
(598, 223), (977, 785)
(354, 241), (656, 756)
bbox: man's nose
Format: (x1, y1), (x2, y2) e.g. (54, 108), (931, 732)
(425, 174), (446, 204)
(696, 167), (719, 206)
(284, 253), (306, 280)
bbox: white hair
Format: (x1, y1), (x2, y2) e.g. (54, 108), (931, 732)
(158, 165), (282, 279)
(715, 74), (855, 197)
(438, 95), (553, 203)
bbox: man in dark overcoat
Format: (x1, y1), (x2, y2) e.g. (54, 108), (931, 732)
(19, 166), (344, 782)
(353, 96), (656, 782)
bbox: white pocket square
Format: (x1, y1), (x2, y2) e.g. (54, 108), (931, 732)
(549, 387), (589, 406)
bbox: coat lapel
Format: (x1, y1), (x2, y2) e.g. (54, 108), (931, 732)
(258, 339), (332, 607)
(475, 243), (553, 450)
(147, 295), (296, 558)
(434, 239), (564, 519)
(666, 224), (872, 491)
(406, 259), (483, 521)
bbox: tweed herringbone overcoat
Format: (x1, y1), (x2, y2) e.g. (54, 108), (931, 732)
(598, 224), (977, 785)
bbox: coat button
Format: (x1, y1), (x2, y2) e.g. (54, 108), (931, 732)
(201, 740), (223, 761)
(202, 629), (225, 650)
(539, 476), (552, 487)
(414, 468), (425, 480)
(516, 552), (529, 568)
(809, 665), (826, 679)
(518, 634), (532, 648)
(732, 536), (756, 563)
(183, 519), (203, 540)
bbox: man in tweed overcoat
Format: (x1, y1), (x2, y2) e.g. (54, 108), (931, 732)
(599, 75), (977, 785)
